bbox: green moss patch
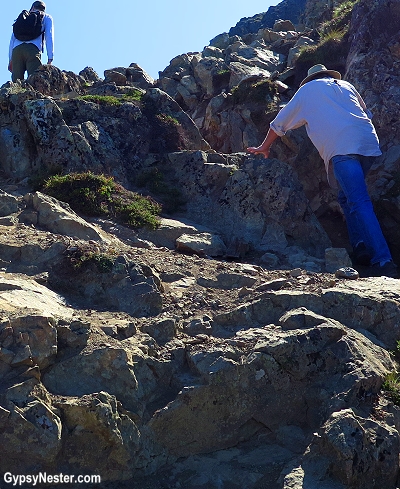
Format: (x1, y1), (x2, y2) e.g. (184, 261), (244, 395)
(78, 89), (143, 106)
(42, 171), (161, 229)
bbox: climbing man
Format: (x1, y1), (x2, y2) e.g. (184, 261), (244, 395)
(247, 64), (397, 278)
(8, 1), (54, 82)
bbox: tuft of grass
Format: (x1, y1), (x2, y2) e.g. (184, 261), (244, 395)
(319, 28), (347, 44)
(78, 90), (143, 106)
(113, 194), (161, 229)
(42, 171), (161, 229)
(43, 172), (115, 216)
(156, 113), (180, 126)
(381, 340), (400, 405)
(74, 251), (115, 272)
(297, 0), (358, 71)
(382, 371), (400, 405)
(296, 35), (348, 71)
(332, 0), (359, 20)
(65, 243), (116, 273)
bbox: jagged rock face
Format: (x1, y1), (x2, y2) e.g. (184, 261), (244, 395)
(164, 151), (331, 257)
(158, 38), (283, 153)
(27, 64), (85, 96)
(229, 0), (308, 36)
(0, 76), (210, 182)
(0, 74), (330, 257)
(346, 0), (400, 144)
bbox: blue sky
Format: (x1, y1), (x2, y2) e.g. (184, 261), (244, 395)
(1, 0), (279, 85)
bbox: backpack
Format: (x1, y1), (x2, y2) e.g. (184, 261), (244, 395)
(13, 10), (44, 42)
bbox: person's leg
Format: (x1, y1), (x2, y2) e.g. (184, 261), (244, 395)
(336, 155), (376, 265)
(11, 44), (27, 82)
(25, 43), (42, 76)
(336, 186), (364, 249)
(332, 154), (392, 266)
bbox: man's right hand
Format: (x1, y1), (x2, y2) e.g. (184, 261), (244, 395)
(247, 146), (271, 158)
(246, 128), (279, 159)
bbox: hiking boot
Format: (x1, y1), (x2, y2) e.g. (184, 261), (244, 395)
(369, 261), (398, 278)
(351, 242), (371, 266)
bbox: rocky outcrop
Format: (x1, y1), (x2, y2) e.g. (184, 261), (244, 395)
(0, 76), (330, 258)
(23, 191), (105, 241)
(0, 77), (210, 182)
(162, 151), (331, 257)
(229, 0), (308, 37)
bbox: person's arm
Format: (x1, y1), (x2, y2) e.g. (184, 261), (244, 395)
(43, 14), (54, 64)
(247, 128), (279, 158)
(8, 34), (15, 72)
(247, 86), (307, 158)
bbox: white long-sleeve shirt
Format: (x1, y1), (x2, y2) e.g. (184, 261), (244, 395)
(9, 12), (54, 62)
(270, 77), (381, 184)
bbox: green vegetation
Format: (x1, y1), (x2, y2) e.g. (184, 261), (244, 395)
(320, 0), (359, 36)
(73, 251), (115, 272)
(382, 371), (400, 405)
(142, 97), (187, 152)
(156, 113), (180, 126)
(42, 171), (161, 229)
(297, 0), (359, 69)
(65, 242), (116, 273)
(78, 89), (143, 106)
(231, 79), (278, 106)
(296, 34), (348, 67)
(381, 341), (400, 405)
(332, 0), (359, 20)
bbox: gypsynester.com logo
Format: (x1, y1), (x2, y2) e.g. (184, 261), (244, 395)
(3, 472), (101, 486)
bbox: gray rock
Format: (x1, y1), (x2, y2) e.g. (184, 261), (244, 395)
(176, 232), (227, 257)
(142, 317), (177, 344)
(325, 247), (352, 273)
(273, 19), (296, 32)
(0, 191), (19, 217)
(24, 192), (105, 242)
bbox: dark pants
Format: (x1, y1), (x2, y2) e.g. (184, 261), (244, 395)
(11, 43), (42, 82)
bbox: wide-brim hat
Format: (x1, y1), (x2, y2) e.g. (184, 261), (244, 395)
(300, 64), (341, 87)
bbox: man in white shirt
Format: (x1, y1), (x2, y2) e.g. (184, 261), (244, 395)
(8, 1), (54, 82)
(247, 64), (397, 278)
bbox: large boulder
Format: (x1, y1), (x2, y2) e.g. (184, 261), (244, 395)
(165, 151), (331, 257)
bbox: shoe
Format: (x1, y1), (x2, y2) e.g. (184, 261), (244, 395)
(369, 261), (398, 278)
(351, 242), (371, 266)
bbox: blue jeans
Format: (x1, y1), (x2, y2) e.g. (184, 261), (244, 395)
(332, 154), (392, 266)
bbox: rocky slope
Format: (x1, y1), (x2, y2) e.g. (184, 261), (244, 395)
(1, 0), (400, 488)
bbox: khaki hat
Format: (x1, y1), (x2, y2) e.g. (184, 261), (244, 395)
(300, 64), (341, 87)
